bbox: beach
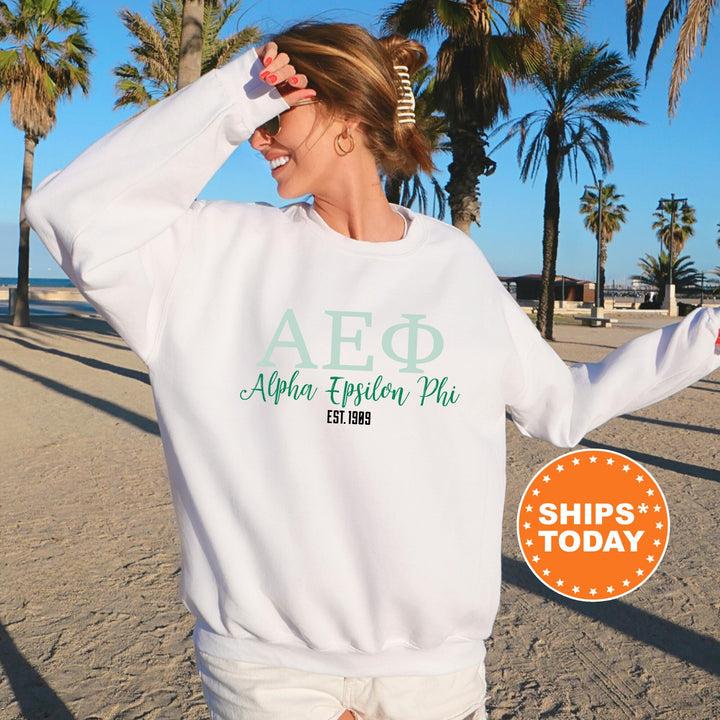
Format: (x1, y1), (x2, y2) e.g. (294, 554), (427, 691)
(0, 309), (718, 719)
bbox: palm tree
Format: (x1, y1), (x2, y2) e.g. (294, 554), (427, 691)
(625, 0), (718, 116)
(383, 0), (572, 235)
(0, 0), (93, 327)
(652, 198), (696, 257)
(498, 36), (641, 339)
(578, 182), (628, 307)
(114, 0), (258, 109)
(632, 252), (698, 306)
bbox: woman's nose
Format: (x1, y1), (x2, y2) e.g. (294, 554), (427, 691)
(250, 128), (270, 150)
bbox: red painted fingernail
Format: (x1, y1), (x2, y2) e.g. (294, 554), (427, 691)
(260, 70), (270, 80)
(264, 56), (272, 66)
(267, 74), (277, 84)
(290, 76), (299, 85)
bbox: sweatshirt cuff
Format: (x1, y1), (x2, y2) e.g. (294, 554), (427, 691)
(215, 49), (290, 139)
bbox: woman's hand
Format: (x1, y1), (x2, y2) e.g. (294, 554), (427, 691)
(255, 42), (316, 105)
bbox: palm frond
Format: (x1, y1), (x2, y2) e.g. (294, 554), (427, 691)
(667, 0), (717, 116)
(382, 0), (439, 39)
(645, 0), (688, 79)
(113, 0), (258, 110)
(626, 0), (648, 56)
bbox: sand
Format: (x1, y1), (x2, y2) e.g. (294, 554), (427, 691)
(1, 310), (718, 720)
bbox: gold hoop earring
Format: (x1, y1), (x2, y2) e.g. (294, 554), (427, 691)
(334, 130), (355, 156)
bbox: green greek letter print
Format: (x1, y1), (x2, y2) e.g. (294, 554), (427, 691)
(258, 309), (318, 369)
(381, 314), (444, 373)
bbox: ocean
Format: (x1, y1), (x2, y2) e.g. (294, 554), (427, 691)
(0, 277), (74, 288)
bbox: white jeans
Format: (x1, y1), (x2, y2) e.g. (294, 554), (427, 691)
(195, 650), (487, 720)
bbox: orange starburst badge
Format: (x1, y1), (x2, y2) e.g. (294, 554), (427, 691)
(517, 449), (670, 602)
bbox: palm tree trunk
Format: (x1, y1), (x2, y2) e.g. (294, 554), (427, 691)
(13, 133), (37, 327)
(178, 0), (204, 90)
(599, 237), (607, 307)
(537, 132), (561, 341)
(445, 126), (495, 236)
(384, 175), (402, 205)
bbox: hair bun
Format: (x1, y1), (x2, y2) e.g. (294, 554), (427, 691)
(380, 35), (427, 77)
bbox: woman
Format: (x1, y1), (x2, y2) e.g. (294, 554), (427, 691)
(25, 21), (720, 720)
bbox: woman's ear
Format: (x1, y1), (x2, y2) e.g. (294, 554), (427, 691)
(338, 115), (362, 135)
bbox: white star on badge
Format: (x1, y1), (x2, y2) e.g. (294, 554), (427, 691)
(525, 504), (533, 512)
(646, 488), (654, 496)
(556, 579), (564, 587)
(532, 555), (540, 563)
(573, 586), (580, 593)
(653, 539), (661, 547)
(526, 539), (533, 547)
(638, 503), (648, 513)
(606, 458), (614, 466)
(542, 474), (550, 483)
(572, 458), (580, 466)
(623, 465), (630, 472)
(543, 569), (550, 576)
(607, 585), (614, 593)
(654, 505), (661, 512)
(623, 579), (630, 587)
(589, 588), (597, 595)
(636, 568), (644, 576)
(524, 522), (531, 529)
(589, 456), (597, 463)
(532, 488), (540, 496)
(636, 474), (645, 483)
(556, 464), (564, 472)
(646, 555), (654, 563)
(656, 522), (663, 529)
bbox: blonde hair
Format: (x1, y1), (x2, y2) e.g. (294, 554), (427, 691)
(272, 22), (434, 177)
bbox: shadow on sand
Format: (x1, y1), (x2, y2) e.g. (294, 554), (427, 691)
(0, 621), (76, 720)
(501, 555), (720, 677)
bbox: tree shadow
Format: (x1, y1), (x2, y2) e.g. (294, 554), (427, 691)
(618, 413), (720, 437)
(2, 333), (149, 385)
(0, 358), (159, 436)
(2, 315), (126, 350)
(578, 439), (720, 484)
(501, 555), (720, 676)
(0, 621), (76, 720)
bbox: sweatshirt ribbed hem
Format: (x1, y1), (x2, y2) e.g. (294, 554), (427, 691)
(193, 625), (487, 678)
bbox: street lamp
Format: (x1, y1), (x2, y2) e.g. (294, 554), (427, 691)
(656, 193), (688, 316)
(581, 178), (603, 321)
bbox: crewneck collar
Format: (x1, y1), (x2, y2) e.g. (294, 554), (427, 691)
(304, 203), (425, 257)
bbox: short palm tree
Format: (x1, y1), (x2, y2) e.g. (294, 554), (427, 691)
(383, 0), (572, 235)
(632, 252), (698, 306)
(579, 182), (628, 307)
(0, 0), (93, 327)
(626, 0), (718, 116)
(114, 0), (259, 109)
(652, 198), (696, 259)
(498, 35), (641, 339)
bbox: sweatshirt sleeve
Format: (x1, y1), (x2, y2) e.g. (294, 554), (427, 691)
(24, 49), (288, 362)
(502, 293), (720, 448)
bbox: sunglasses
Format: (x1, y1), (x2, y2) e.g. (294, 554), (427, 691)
(257, 98), (321, 137)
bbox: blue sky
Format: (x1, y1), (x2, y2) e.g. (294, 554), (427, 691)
(1, 0), (718, 284)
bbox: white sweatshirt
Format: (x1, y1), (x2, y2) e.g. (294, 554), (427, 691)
(25, 50), (720, 677)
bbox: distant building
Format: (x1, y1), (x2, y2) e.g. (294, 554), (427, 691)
(499, 274), (595, 303)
